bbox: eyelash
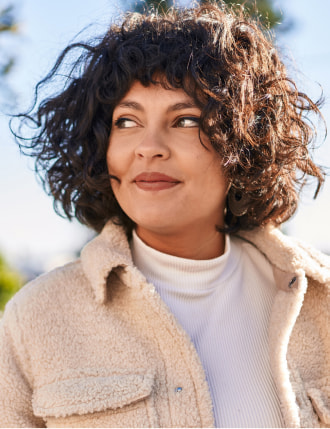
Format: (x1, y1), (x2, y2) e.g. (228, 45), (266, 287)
(174, 116), (200, 128)
(113, 116), (200, 129)
(114, 118), (136, 128)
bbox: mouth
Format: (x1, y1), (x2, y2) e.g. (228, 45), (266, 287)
(133, 172), (181, 191)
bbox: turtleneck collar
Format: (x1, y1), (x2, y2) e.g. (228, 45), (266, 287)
(130, 230), (241, 293)
(80, 220), (330, 305)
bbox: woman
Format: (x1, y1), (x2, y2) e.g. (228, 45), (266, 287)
(1, 2), (329, 428)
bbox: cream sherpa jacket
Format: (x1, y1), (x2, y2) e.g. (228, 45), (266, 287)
(0, 222), (329, 428)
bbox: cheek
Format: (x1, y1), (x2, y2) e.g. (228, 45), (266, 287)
(106, 139), (112, 171)
(198, 151), (225, 183)
(106, 142), (132, 209)
(107, 135), (134, 177)
(106, 141), (121, 175)
(106, 144), (121, 195)
(200, 159), (228, 204)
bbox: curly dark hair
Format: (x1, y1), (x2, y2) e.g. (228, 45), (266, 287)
(12, 1), (325, 234)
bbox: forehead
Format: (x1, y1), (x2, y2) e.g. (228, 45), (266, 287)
(115, 80), (197, 108)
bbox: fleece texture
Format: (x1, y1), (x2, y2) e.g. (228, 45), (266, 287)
(0, 221), (329, 428)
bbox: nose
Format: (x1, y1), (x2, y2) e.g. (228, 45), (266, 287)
(135, 130), (170, 160)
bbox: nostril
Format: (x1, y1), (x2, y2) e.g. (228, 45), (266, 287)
(134, 139), (170, 159)
(136, 151), (165, 158)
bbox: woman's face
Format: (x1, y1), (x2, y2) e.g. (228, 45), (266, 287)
(107, 81), (228, 246)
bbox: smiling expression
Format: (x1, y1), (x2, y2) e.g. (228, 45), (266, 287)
(107, 81), (228, 250)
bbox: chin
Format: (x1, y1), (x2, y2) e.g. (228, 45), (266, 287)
(129, 209), (176, 227)
(134, 217), (180, 234)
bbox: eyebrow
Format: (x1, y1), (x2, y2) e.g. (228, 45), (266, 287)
(116, 100), (198, 113)
(167, 102), (198, 112)
(116, 101), (143, 111)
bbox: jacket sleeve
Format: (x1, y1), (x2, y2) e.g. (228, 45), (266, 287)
(0, 301), (45, 428)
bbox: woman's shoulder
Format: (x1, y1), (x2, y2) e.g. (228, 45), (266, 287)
(2, 222), (133, 328)
(237, 225), (330, 286)
(2, 259), (91, 328)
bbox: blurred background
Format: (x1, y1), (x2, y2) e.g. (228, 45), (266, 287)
(1, 0), (330, 309)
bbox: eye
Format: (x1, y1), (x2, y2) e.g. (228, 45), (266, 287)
(174, 116), (200, 128)
(114, 117), (138, 129)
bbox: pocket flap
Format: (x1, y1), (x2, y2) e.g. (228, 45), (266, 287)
(33, 373), (154, 418)
(307, 387), (330, 425)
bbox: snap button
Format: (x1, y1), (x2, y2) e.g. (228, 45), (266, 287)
(288, 276), (297, 288)
(175, 386), (183, 393)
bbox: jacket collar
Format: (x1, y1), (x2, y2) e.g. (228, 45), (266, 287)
(81, 221), (330, 303)
(80, 221), (134, 303)
(238, 225), (330, 284)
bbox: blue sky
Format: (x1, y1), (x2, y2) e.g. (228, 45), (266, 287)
(1, 0), (330, 271)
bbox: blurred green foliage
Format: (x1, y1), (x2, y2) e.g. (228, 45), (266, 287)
(0, 5), (17, 77)
(125, 0), (282, 29)
(0, 253), (23, 312)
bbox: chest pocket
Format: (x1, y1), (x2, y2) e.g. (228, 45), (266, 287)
(32, 372), (157, 428)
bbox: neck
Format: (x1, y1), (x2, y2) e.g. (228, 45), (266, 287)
(135, 225), (226, 260)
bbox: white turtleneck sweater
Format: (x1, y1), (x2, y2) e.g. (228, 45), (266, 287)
(130, 231), (284, 428)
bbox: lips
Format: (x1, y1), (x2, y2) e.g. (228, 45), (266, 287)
(133, 172), (181, 191)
